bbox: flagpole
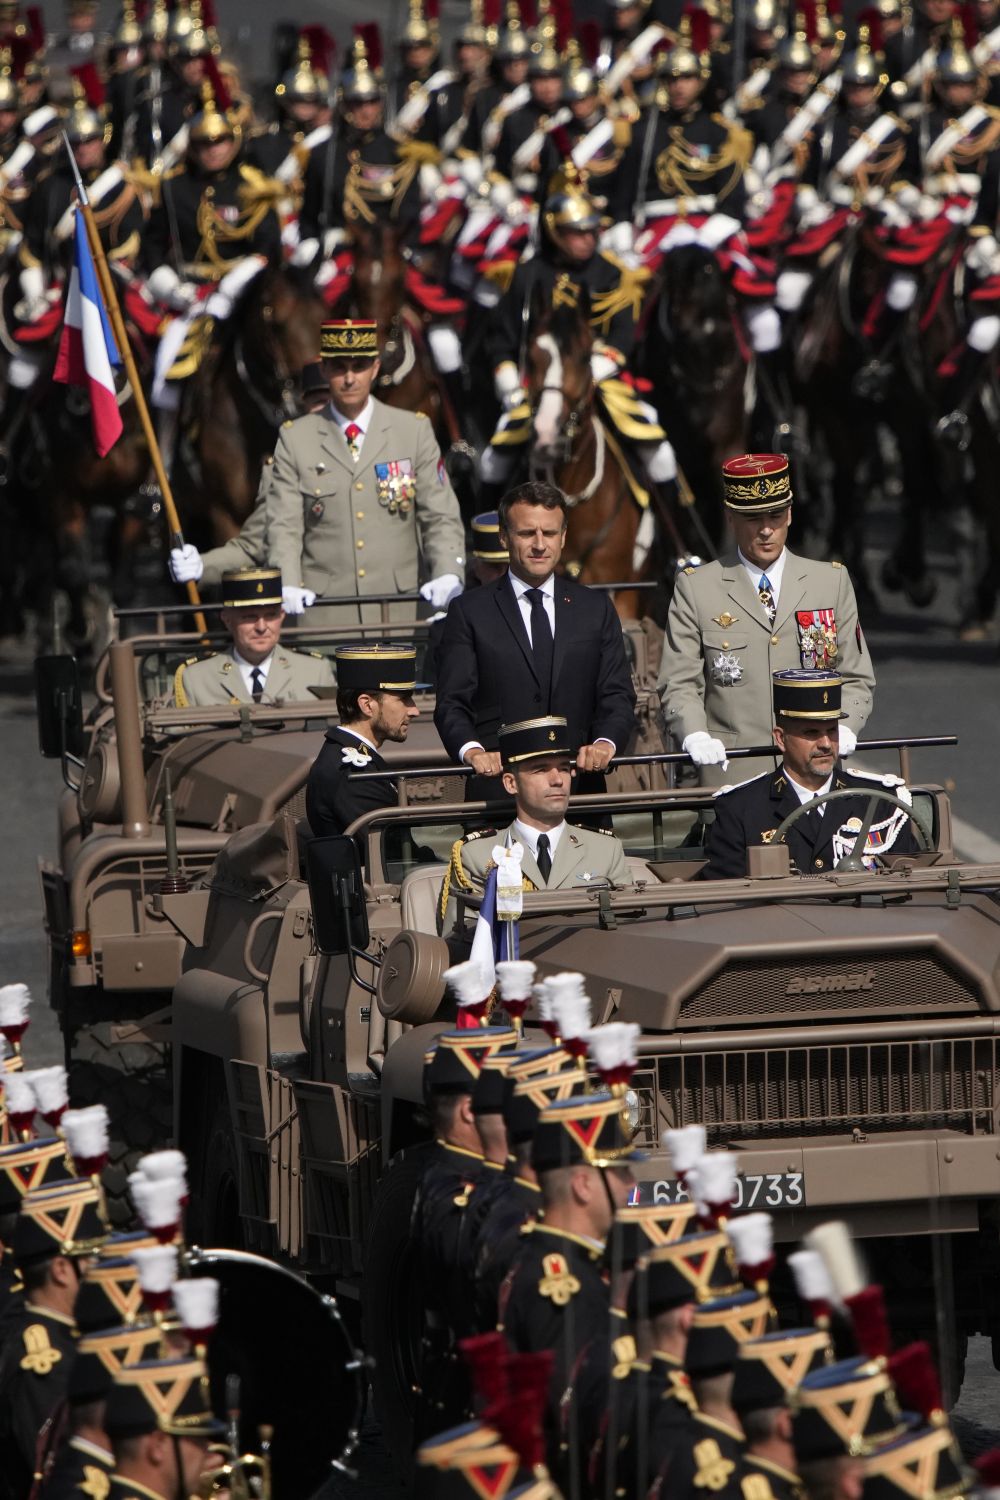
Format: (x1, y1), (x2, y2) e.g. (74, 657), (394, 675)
(61, 132), (208, 635)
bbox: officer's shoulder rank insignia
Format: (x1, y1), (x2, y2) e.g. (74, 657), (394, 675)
(282, 418), (294, 428)
(80, 1466), (111, 1500)
(463, 828), (497, 843)
(20, 1323), (61, 1374)
(538, 1251), (581, 1306)
(760, 829), (776, 844)
(612, 1332), (636, 1379)
(415, 410), (428, 419)
(693, 1438), (735, 1491)
(831, 560), (843, 568)
(684, 566), (696, 575)
(264, 454), (274, 466)
(742, 1475), (775, 1500)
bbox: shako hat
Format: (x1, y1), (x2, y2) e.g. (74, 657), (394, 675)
(633, 1230), (742, 1318)
(772, 669), (848, 721)
(425, 1029), (518, 1096)
(733, 1326), (832, 1415)
(321, 318), (379, 359)
(69, 1322), (165, 1404)
(532, 1091), (645, 1172)
(722, 453), (793, 513)
(791, 1356), (908, 1464)
(335, 643), (422, 693)
(507, 1059), (585, 1144)
(105, 1355), (226, 1439)
(14, 1178), (108, 1263)
(499, 716), (572, 766)
(861, 1424), (967, 1500)
(0, 1137), (72, 1216)
(609, 1201), (698, 1272)
(76, 1255), (146, 1332)
(685, 1289), (773, 1377)
(220, 568), (282, 609)
(472, 510), (509, 563)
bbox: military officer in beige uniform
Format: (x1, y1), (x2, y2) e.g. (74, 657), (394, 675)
(658, 454), (876, 787)
(173, 568), (335, 707)
(265, 318), (467, 627)
(441, 716), (629, 933)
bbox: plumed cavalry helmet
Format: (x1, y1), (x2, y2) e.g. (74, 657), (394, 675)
(543, 181), (602, 249)
(657, 8), (712, 86)
(276, 37), (328, 104)
(841, 16), (888, 89)
(777, 11), (818, 73)
(0, 48), (18, 111)
(340, 30), (385, 104)
(562, 39), (599, 100)
(401, 0), (438, 47)
(935, 17), (979, 85)
(189, 82), (238, 146)
(497, 0), (532, 60)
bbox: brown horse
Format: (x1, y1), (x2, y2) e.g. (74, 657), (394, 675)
(524, 299), (659, 621)
(181, 263), (327, 545)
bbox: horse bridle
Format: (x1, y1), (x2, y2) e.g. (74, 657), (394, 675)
(532, 376), (591, 466)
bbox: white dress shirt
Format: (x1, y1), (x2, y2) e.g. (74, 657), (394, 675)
(232, 648), (274, 699)
(738, 546), (787, 613)
(327, 396), (375, 457)
(786, 770), (833, 813)
(339, 725), (378, 752)
(512, 818), (566, 862)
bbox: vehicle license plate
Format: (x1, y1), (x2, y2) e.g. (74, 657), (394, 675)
(642, 1172), (806, 1210)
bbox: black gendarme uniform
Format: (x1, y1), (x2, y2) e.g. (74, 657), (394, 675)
(0, 1304), (77, 1500)
(611, 103), (751, 221)
(500, 1223), (611, 1483)
(802, 108), (917, 197)
(246, 121), (311, 178)
(143, 158), (282, 284)
(133, 79), (204, 167)
(20, 163), (146, 278)
(305, 727), (396, 841)
(538, 109), (630, 206)
(701, 766), (919, 880)
(493, 98), (552, 184)
(472, 1173), (541, 1334)
(739, 1453), (806, 1500)
(299, 126), (422, 238)
(416, 74), (484, 153)
(485, 249), (641, 372)
(41, 1435), (115, 1500)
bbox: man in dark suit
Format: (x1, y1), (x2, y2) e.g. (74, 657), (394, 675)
(702, 670), (920, 880)
(306, 644), (420, 841)
(433, 481), (637, 798)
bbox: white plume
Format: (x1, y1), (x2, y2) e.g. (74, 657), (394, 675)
(4, 1072), (36, 1115)
(533, 979), (554, 1023)
(788, 1249), (840, 1308)
(0, 983), (31, 1024)
(586, 1022), (641, 1073)
(173, 1277), (219, 1330)
(692, 1151), (738, 1205)
(138, 1150), (189, 1191)
(443, 960), (490, 1008)
(804, 1221), (866, 1301)
(30, 1066), (68, 1116)
(63, 1106), (109, 1161)
(662, 1124), (707, 1175)
(130, 1244), (178, 1293)
(131, 1174), (184, 1229)
(727, 1212), (773, 1269)
(495, 960), (536, 1002)
(547, 974), (590, 1040)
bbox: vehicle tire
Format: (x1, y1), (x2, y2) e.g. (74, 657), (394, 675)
(197, 1099), (244, 1250)
(68, 1012), (173, 1227)
(361, 1142), (434, 1473)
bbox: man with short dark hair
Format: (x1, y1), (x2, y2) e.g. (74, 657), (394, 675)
(306, 644), (421, 839)
(434, 481), (636, 796)
(105, 1355), (223, 1500)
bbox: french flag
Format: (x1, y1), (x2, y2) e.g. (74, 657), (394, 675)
(54, 210), (122, 456)
(468, 863), (519, 1000)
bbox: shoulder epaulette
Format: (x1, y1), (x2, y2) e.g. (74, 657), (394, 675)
(281, 418), (294, 428)
(19, 1321), (62, 1375)
(831, 559), (843, 568)
(684, 566), (697, 575)
(595, 826), (615, 836)
(712, 769), (770, 797)
(415, 410), (428, 419)
(463, 827), (497, 842)
(308, 650), (327, 660)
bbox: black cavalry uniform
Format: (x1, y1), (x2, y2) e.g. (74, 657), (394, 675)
(611, 102), (750, 222)
(701, 766), (919, 880)
(299, 125), (422, 239)
(493, 98), (552, 185)
(133, 77), (204, 167)
(657, 1410), (747, 1500)
(21, 162), (145, 278)
(143, 157), (282, 281)
(485, 246), (641, 370)
(0, 1305), (77, 1500)
(305, 727), (396, 840)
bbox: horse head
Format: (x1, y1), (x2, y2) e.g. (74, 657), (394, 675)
(237, 262), (327, 417)
(657, 243), (736, 389)
(349, 219), (407, 343)
(526, 290), (594, 461)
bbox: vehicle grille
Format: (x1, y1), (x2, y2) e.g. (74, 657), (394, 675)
(630, 1035), (1000, 1145)
(680, 951), (980, 1026)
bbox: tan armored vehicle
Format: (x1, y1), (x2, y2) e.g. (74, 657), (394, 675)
(34, 598), (665, 1222)
(159, 747), (1000, 1460)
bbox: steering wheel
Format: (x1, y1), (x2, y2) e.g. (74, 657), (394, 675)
(773, 787), (931, 872)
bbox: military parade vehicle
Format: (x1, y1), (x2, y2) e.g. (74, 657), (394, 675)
(33, 597), (665, 1222)
(151, 744), (1000, 1461)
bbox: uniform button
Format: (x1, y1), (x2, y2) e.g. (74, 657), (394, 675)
(356, 510), (364, 519)
(814, 858), (823, 868)
(771, 635), (779, 645)
(355, 481), (364, 491)
(722, 640), (729, 649)
(357, 539), (364, 549)
(204, 186), (214, 199)
(358, 568), (366, 578)
(314, 488), (321, 496)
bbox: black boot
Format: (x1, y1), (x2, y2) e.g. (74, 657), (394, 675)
(935, 346), (991, 451)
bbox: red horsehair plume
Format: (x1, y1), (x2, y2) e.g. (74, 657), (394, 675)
(484, 0), (503, 30)
(71, 62), (106, 108)
(855, 8), (884, 51)
(199, 0), (218, 29)
(578, 19), (600, 63)
(355, 22), (383, 70)
(9, 33), (33, 76)
(825, 0), (843, 21)
(203, 51), (232, 111)
(519, 0), (537, 27)
(551, 0), (572, 52)
(684, 4), (712, 54)
(800, 0), (819, 45)
(960, 2), (979, 46)
(887, 1342), (945, 1423)
(460, 1332), (511, 1414)
(426, 0), (441, 20)
(549, 123), (574, 160)
(844, 1284), (892, 1362)
(25, 5), (44, 52)
(490, 1388), (549, 1473)
(300, 25), (336, 76)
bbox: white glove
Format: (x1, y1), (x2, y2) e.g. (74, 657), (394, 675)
(13, 295), (48, 322)
(420, 573), (463, 610)
(682, 731), (729, 769)
(590, 352), (619, 385)
(169, 543), (204, 583)
(282, 585), (317, 615)
(838, 724), (858, 757)
(501, 384), (528, 412)
(494, 360), (522, 405)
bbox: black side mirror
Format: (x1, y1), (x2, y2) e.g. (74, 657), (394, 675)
(306, 834), (370, 956)
(34, 654), (84, 761)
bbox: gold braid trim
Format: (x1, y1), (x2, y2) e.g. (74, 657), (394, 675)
(944, 113), (1000, 166)
(597, 378), (666, 445)
(590, 260), (650, 331)
(166, 314), (216, 381)
(439, 838), (474, 923)
(345, 154), (420, 224)
(398, 138), (443, 166)
(91, 177), (140, 240)
(655, 114), (751, 205)
(192, 167), (280, 275)
(172, 662), (190, 708)
(601, 419), (651, 510)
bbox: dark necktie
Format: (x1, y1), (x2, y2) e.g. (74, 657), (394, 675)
(535, 833), (552, 885)
(526, 587), (554, 703)
(758, 572), (776, 627)
(250, 667), (265, 703)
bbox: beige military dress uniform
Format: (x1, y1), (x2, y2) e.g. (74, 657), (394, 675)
(658, 550), (876, 787)
(266, 399), (467, 626)
(196, 456), (273, 587)
(173, 646), (335, 707)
